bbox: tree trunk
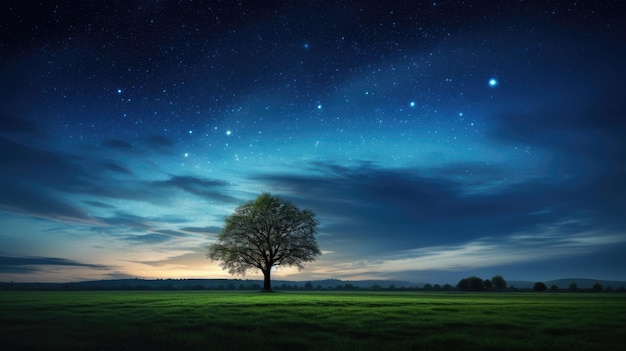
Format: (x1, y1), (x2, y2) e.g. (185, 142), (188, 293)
(262, 268), (272, 292)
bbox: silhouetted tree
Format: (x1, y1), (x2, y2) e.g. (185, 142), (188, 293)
(533, 282), (547, 292)
(550, 284), (559, 291)
(423, 283), (433, 291)
(304, 281), (314, 290)
(569, 282), (578, 292)
(457, 276), (484, 291)
(593, 283), (603, 292)
(491, 275), (506, 290)
(457, 278), (469, 291)
(442, 283), (452, 291)
(467, 276), (484, 291)
(207, 193), (321, 292)
(483, 279), (493, 290)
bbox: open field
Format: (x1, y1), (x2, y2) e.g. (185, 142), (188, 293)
(1, 291), (625, 350)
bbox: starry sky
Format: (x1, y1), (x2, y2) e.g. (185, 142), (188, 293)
(1, 1), (625, 284)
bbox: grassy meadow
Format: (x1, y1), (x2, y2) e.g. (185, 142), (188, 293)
(1, 290), (625, 350)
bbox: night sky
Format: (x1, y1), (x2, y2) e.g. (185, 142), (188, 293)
(1, 1), (625, 284)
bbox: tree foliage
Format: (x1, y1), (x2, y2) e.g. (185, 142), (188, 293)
(457, 276), (485, 291)
(491, 275), (506, 289)
(533, 282), (547, 292)
(207, 193), (321, 292)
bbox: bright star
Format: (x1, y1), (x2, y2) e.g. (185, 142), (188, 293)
(317, 104), (322, 110)
(489, 78), (498, 87)
(117, 89), (122, 94)
(226, 130), (232, 136)
(409, 101), (415, 107)
(184, 153), (189, 157)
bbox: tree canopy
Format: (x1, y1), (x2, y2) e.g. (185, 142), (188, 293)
(491, 275), (506, 289)
(533, 282), (548, 292)
(207, 193), (321, 292)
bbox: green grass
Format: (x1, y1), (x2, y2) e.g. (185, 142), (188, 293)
(1, 291), (625, 350)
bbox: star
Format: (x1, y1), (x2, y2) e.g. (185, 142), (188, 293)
(226, 130), (232, 136)
(488, 78), (498, 87)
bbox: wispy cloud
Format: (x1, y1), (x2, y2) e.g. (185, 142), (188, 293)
(0, 255), (110, 274)
(308, 228), (626, 279)
(122, 233), (172, 244)
(152, 176), (238, 203)
(180, 226), (223, 236)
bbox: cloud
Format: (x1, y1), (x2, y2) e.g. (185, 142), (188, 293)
(153, 175), (239, 203)
(0, 113), (44, 136)
(132, 249), (207, 268)
(0, 137), (113, 222)
(102, 160), (133, 175)
(153, 229), (188, 237)
(305, 228), (626, 280)
(84, 200), (117, 209)
(486, 94), (626, 227)
(0, 255), (109, 274)
(0, 137), (237, 224)
(0, 181), (94, 224)
(254, 160), (625, 258)
(95, 212), (154, 231)
(180, 226), (223, 236)
(144, 135), (174, 152)
(122, 233), (172, 244)
(102, 139), (134, 150)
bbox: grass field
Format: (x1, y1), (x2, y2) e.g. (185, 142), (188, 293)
(1, 290), (625, 350)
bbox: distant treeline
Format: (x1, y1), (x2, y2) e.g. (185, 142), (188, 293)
(1, 277), (625, 292)
(454, 275), (625, 293)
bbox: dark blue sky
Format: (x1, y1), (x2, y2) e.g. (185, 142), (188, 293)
(1, 1), (625, 284)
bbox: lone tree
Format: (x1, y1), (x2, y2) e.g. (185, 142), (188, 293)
(207, 193), (321, 292)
